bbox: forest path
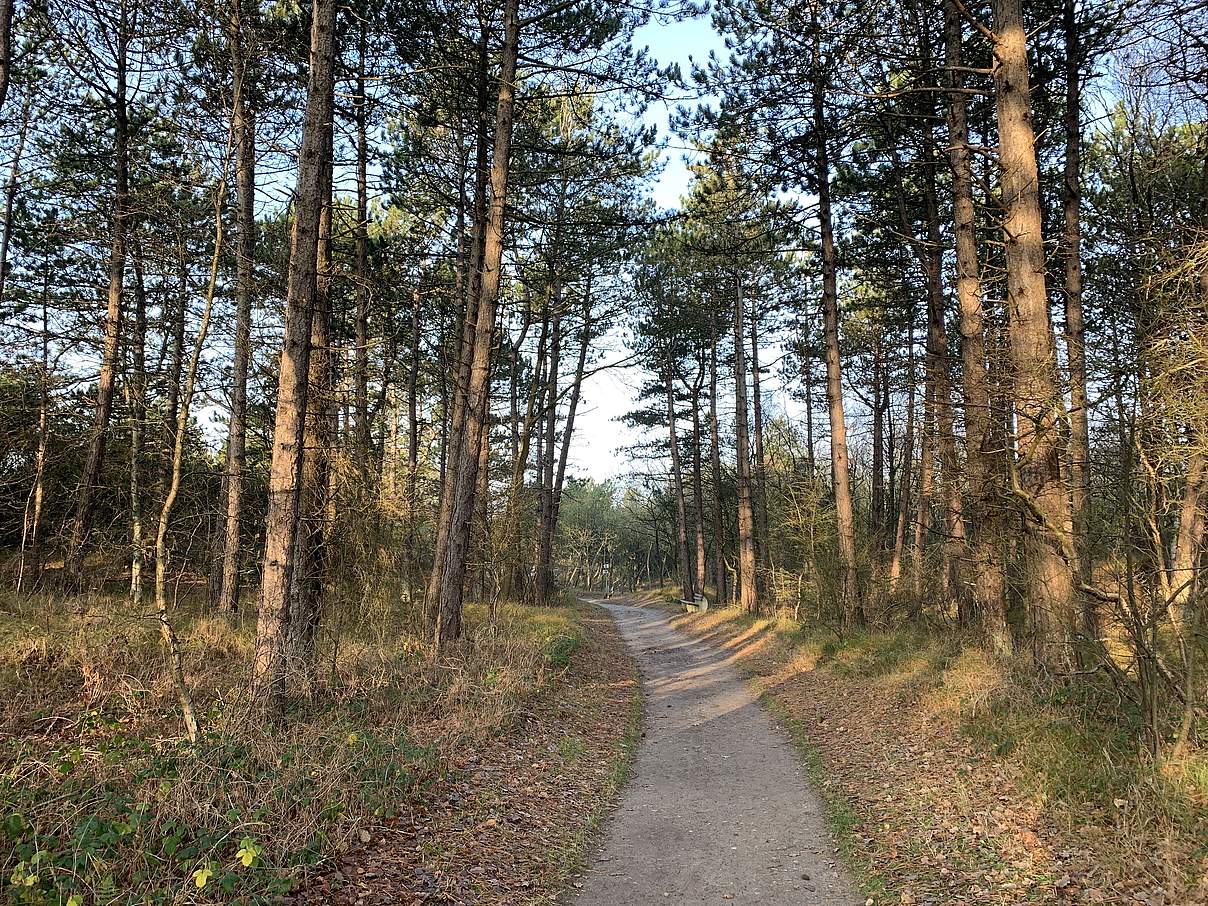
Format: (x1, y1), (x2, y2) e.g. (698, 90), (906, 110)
(567, 596), (861, 905)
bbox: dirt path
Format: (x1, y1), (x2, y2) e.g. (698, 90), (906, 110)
(569, 597), (861, 905)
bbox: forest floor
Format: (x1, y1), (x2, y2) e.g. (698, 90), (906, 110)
(565, 597), (860, 905)
(295, 603), (642, 905)
(0, 586), (640, 905)
(657, 599), (1208, 906)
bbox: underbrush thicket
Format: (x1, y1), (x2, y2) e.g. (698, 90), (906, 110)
(673, 602), (1208, 897)
(0, 584), (585, 905)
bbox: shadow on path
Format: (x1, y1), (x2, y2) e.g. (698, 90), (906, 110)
(567, 595), (862, 905)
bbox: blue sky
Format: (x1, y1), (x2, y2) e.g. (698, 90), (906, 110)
(568, 9), (727, 484)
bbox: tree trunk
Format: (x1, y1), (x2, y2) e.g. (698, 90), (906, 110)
(127, 238), (148, 606)
(691, 366), (707, 600)
(1062, 0), (1093, 638)
(888, 320), (916, 594)
(992, 0), (1075, 668)
(708, 310), (728, 603)
(811, 33), (860, 625)
(666, 357), (694, 602)
(288, 136), (334, 683)
(424, 20), (491, 628)
(65, 8), (130, 585)
(0, 91), (30, 306)
(0, 0), (14, 115)
(216, 0), (257, 613)
(252, 0), (337, 703)
(426, 0), (520, 647)
(354, 16), (372, 468)
(734, 276), (758, 614)
(750, 301), (770, 599)
(945, 0), (1009, 654)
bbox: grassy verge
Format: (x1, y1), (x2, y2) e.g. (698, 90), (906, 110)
(0, 586), (607, 905)
(672, 607), (1208, 904)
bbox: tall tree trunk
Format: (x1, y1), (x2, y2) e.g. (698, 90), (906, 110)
(811, 32), (860, 625)
(288, 136), (334, 683)
(888, 320), (916, 594)
(425, 20), (491, 626)
(871, 332), (885, 541)
(666, 357), (694, 602)
(691, 367), (707, 600)
(252, 0), (337, 703)
(534, 311), (562, 607)
(946, 0), (1009, 654)
(709, 310), (728, 603)
(0, 91), (30, 305)
(127, 239), (147, 606)
(750, 301), (770, 597)
(406, 297), (421, 600)
(1062, 0), (1094, 638)
(734, 276), (758, 614)
(65, 7), (130, 585)
(216, 0), (257, 613)
(426, 0), (520, 647)
(992, 0), (1075, 668)
(0, 0), (14, 115)
(354, 16), (372, 468)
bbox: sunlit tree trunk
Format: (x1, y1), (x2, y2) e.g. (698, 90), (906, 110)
(992, 0), (1075, 668)
(252, 0), (337, 703)
(708, 310), (728, 603)
(734, 276), (758, 614)
(946, 0), (1009, 654)
(666, 357), (694, 602)
(811, 34), (859, 625)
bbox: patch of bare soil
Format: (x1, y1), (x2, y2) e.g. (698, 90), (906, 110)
(671, 611), (1198, 906)
(294, 607), (639, 905)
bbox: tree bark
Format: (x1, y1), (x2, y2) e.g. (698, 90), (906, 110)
(750, 300), (770, 598)
(992, 0), (1075, 668)
(127, 238), (147, 606)
(252, 0), (337, 703)
(354, 16), (372, 468)
(426, 0), (520, 647)
(945, 0), (1009, 654)
(0, 0), (14, 115)
(708, 310), (728, 603)
(1062, 0), (1094, 638)
(216, 0), (257, 613)
(811, 31), (860, 625)
(734, 276), (758, 614)
(288, 135), (334, 683)
(666, 356), (694, 602)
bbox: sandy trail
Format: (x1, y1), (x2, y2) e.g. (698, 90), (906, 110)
(568, 597), (862, 905)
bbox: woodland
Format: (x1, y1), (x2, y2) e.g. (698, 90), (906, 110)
(0, 0), (1207, 901)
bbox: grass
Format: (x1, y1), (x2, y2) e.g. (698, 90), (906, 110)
(675, 605), (1208, 902)
(0, 583), (596, 905)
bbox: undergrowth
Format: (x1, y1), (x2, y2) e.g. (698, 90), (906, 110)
(0, 585), (586, 905)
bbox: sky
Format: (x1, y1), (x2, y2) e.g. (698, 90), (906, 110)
(564, 10), (727, 485)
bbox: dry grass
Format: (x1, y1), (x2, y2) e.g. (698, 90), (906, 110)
(0, 583), (591, 905)
(673, 606), (1208, 905)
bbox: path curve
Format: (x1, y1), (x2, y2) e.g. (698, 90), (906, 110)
(568, 598), (862, 905)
